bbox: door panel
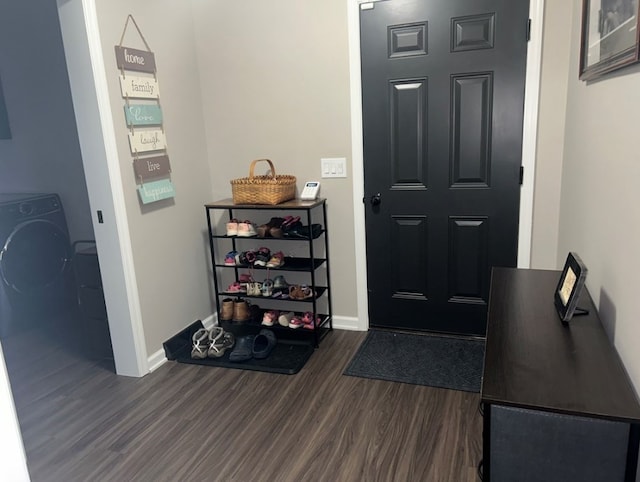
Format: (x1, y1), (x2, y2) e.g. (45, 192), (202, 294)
(451, 14), (495, 52)
(448, 217), (489, 302)
(361, 0), (529, 335)
(451, 74), (492, 186)
(389, 23), (428, 57)
(391, 215), (428, 299)
(390, 79), (427, 187)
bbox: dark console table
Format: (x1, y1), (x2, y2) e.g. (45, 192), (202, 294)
(481, 268), (640, 482)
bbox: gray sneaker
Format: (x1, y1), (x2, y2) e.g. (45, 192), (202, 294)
(208, 327), (235, 358)
(191, 328), (209, 359)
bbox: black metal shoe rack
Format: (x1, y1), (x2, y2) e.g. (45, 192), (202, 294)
(205, 198), (333, 347)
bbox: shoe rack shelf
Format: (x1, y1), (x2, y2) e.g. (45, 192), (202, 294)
(213, 256), (327, 271)
(219, 287), (329, 302)
(210, 231), (326, 240)
(205, 198), (333, 347)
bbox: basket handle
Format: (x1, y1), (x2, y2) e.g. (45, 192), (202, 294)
(249, 159), (276, 180)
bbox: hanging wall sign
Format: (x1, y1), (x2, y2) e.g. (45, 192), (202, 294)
(124, 104), (163, 126)
(119, 74), (160, 99)
(133, 155), (171, 181)
(137, 178), (176, 204)
(128, 129), (166, 153)
(117, 14), (173, 205)
(114, 46), (156, 73)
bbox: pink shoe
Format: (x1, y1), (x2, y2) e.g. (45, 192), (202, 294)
(226, 282), (245, 294)
(289, 316), (304, 329)
(261, 310), (279, 326)
(302, 312), (320, 330)
(226, 218), (239, 236)
(237, 220), (257, 237)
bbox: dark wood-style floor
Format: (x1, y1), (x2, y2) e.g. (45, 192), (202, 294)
(3, 321), (482, 482)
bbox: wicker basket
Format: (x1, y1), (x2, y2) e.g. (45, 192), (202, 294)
(230, 159), (296, 205)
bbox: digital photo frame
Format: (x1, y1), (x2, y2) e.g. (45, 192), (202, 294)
(554, 252), (589, 322)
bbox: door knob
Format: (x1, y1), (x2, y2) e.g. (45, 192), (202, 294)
(370, 193), (382, 206)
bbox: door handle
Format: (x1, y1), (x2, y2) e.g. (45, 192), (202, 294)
(370, 193), (382, 206)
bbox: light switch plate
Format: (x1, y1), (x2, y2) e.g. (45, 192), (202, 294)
(321, 157), (347, 178)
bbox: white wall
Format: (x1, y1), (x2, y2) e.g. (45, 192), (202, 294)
(0, 0), (94, 242)
(529, 0), (573, 269)
(92, 0), (214, 354)
(558, 0), (640, 393)
(0, 343), (30, 482)
(191, 0), (358, 319)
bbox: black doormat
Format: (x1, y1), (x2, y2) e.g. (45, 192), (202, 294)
(343, 330), (485, 392)
(163, 320), (315, 375)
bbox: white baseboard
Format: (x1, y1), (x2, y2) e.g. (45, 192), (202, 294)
(147, 348), (168, 373)
(332, 315), (366, 332)
(202, 313), (217, 329)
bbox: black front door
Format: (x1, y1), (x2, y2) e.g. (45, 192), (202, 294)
(361, 0), (529, 335)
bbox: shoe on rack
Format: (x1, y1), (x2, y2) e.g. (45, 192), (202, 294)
(253, 247), (271, 267)
(247, 281), (262, 297)
(237, 220), (257, 237)
(278, 311), (294, 327)
(220, 298), (234, 321)
(261, 279), (274, 297)
(224, 251), (238, 266)
(269, 224), (284, 238)
(281, 217), (302, 236)
(267, 215), (292, 239)
(235, 250), (257, 266)
(266, 251), (285, 268)
(191, 328), (209, 359)
(226, 218), (239, 236)
(286, 224), (324, 240)
(273, 275), (289, 293)
(238, 273), (253, 291)
(289, 316), (304, 329)
(281, 215), (300, 229)
(302, 312), (319, 330)
(229, 335), (255, 362)
(233, 299), (251, 322)
(289, 284), (314, 300)
(208, 327), (235, 358)
(252, 329), (277, 359)
(262, 310), (279, 326)
(257, 217), (285, 238)
(225, 282), (245, 294)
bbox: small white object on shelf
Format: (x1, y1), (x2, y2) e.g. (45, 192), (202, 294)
(300, 181), (320, 200)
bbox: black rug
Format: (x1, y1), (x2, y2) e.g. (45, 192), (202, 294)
(343, 330), (485, 392)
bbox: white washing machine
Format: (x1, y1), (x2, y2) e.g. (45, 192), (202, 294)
(0, 193), (74, 337)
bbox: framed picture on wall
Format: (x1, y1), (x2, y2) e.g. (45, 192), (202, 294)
(579, 0), (640, 81)
(0, 75), (10, 139)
